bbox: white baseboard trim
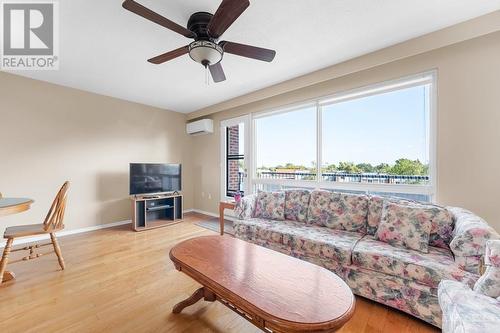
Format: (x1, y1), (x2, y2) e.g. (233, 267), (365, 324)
(1, 209), (234, 248)
(0, 220), (132, 248)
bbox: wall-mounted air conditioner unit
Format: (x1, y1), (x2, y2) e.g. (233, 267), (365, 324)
(186, 119), (214, 136)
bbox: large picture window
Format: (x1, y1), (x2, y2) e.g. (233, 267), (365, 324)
(251, 72), (436, 201)
(254, 105), (317, 181)
(321, 84), (430, 186)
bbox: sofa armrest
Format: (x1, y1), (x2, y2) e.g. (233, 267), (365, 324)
(234, 194), (257, 220)
(447, 207), (499, 267)
(438, 279), (500, 333)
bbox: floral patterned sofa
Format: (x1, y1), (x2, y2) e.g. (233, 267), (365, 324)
(438, 240), (500, 332)
(233, 189), (500, 327)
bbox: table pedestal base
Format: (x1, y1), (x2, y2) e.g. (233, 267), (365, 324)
(172, 287), (216, 314)
(2, 271), (15, 282)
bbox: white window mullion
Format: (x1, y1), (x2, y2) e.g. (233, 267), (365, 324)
(316, 101), (322, 187)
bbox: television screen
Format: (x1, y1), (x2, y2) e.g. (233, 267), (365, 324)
(129, 163), (181, 195)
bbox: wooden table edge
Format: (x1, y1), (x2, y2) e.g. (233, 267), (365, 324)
(169, 237), (356, 332)
(0, 199), (34, 217)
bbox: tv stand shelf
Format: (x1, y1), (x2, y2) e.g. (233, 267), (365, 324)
(131, 194), (183, 232)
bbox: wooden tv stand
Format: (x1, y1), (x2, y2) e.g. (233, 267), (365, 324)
(131, 193), (183, 231)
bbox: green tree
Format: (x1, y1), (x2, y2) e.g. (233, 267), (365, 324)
(375, 163), (391, 173)
(356, 163), (374, 173)
(390, 159), (426, 175)
(338, 162), (361, 173)
(322, 163), (337, 173)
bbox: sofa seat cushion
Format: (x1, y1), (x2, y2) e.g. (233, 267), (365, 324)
(439, 280), (500, 333)
(352, 236), (478, 288)
(233, 218), (363, 265)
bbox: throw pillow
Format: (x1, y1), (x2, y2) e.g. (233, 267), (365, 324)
(326, 193), (368, 233)
(254, 191), (285, 221)
(368, 196), (453, 249)
(375, 202), (432, 253)
(474, 240), (500, 298)
(284, 189), (311, 222)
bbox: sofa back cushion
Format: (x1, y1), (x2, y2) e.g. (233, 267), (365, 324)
(284, 189), (310, 222)
(368, 196), (453, 249)
(375, 201), (432, 253)
(327, 193), (368, 233)
(307, 190), (332, 226)
(254, 191), (285, 221)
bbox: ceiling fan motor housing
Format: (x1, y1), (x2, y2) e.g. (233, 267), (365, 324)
(187, 12), (224, 66)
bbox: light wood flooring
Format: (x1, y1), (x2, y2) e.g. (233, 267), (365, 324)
(0, 213), (439, 333)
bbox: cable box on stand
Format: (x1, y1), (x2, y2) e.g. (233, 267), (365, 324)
(131, 193), (183, 231)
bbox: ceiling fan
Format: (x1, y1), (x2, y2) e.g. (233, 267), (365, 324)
(122, 0), (276, 83)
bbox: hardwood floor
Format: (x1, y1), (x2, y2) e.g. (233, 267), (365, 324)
(0, 213), (439, 333)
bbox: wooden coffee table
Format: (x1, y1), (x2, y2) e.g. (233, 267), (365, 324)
(169, 235), (355, 333)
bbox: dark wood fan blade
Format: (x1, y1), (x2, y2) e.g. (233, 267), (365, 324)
(207, 0), (250, 38)
(209, 63), (226, 82)
(221, 41), (276, 62)
(148, 46), (189, 64)
(122, 0), (195, 38)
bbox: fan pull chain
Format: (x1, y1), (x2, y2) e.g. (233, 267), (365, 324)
(205, 65), (210, 86)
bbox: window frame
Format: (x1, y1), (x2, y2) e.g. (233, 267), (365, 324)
(250, 71), (437, 201)
(220, 115), (251, 202)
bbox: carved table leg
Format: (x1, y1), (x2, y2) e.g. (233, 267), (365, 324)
(172, 287), (216, 314)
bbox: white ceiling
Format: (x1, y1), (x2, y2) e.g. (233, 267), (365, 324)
(10, 0), (500, 113)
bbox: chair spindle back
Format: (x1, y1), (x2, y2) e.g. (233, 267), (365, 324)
(43, 182), (70, 231)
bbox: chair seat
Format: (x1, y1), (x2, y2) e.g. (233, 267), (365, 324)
(4, 224), (63, 238)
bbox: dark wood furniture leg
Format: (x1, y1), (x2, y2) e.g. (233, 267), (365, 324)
(172, 287), (216, 314)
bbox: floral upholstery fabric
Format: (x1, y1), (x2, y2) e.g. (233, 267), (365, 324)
(368, 196), (453, 249)
(234, 190), (498, 328)
(367, 196), (407, 235)
(448, 206), (500, 265)
(306, 190), (332, 226)
(254, 191), (285, 220)
(375, 202), (432, 253)
(439, 280), (500, 333)
(235, 194), (257, 220)
(345, 266), (442, 327)
(327, 193), (368, 233)
(284, 189), (310, 222)
(454, 255), (483, 275)
(233, 218), (363, 266)
(474, 240), (500, 298)
(352, 236), (478, 288)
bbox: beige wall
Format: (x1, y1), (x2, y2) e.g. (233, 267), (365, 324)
(191, 31), (500, 232)
(0, 72), (192, 233)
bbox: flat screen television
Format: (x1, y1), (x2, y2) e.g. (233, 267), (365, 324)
(129, 163), (181, 195)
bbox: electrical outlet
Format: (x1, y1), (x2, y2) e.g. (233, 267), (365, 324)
(208, 193), (212, 200)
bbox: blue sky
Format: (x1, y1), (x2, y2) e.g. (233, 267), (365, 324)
(255, 85), (430, 168)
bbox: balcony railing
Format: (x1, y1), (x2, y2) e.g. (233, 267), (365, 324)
(228, 171), (429, 197)
(256, 171), (429, 185)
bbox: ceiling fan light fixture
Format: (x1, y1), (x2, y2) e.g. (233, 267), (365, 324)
(188, 41), (223, 66)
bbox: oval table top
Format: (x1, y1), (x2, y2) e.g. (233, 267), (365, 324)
(170, 235), (355, 332)
(0, 198), (34, 217)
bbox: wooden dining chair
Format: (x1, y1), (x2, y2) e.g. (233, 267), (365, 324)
(0, 182), (69, 283)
